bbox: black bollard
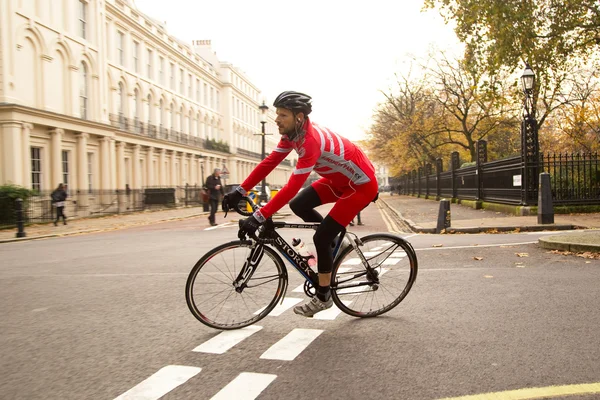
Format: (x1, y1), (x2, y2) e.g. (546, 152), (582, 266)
(538, 172), (554, 224)
(436, 199), (451, 233)
(15, 198), (26, 238)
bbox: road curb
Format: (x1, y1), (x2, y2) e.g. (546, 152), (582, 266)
(539, 235), (600, 253)
(0, 212), (207, 244)
(379, 197), (578, 234)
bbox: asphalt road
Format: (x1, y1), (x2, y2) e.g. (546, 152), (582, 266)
(1, 204), (599, 400)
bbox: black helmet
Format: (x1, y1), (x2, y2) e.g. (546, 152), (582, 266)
(273, 91), (312, 115)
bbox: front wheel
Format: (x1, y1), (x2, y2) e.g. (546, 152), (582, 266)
(186, 241), (287, 330)
(331, 233), (417, 317)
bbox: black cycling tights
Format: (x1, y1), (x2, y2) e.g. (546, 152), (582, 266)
(289, 187), (344, 274)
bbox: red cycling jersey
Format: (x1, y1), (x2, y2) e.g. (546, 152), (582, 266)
(240, 118), (376, 222)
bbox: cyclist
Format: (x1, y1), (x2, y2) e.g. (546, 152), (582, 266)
(223, 91), (378, 317)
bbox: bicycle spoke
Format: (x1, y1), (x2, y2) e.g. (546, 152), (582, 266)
(186, 243), (285, 329)
(331, 236), (416, 317)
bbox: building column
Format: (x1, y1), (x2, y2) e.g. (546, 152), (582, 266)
(179, 152), (186, 186)
(116, 141), (126, 190)
(159, 148), (166, 186)
(100, 137), (111, 190)
(21, 123), (33, 188)
(76, 133), (89, 192)
(133, 144), (141, 189)
(146, 147), (154, 187)
(109, 138), (117, 190)
(0, 122), (23, 185)
(168, 151), (175, 186)
(49, 128), (64, 188)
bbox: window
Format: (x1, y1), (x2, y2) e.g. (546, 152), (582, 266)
(169, 103), (174, 129)
(134, 89), (140, 120)
(159, 56), (164, 84)
(188, 74), (192, 98)
(80, 62), (88, 119)
(159, 99), (164, 126)
(62, 150), (69, 186)
(170, 63), (175, 89)
(87, 152), (93, 192)
(210, 87), (214, 109)
(147, 49), (153, 78)
(216, 90), (220, 111)
(117, 31), (125, 65)
(133, 41), (140, 73)
(146, 94), (152, 125)
(31, 147), (42, 191)
(117, 82), (125, 115)
(79, 0), (87, 39)
(179, 68), (184, 93)
(179, 106), (184, 133)
(196, 79), (200, 102)
(203, 83), (207, 105)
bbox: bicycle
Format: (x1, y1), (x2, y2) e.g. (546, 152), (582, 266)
(186, 197), (418, 330)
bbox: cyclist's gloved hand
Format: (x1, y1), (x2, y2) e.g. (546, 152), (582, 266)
(238, 215), (261, 239)
(222, 187), (244, 212)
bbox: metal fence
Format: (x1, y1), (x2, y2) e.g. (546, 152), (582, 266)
(0, 186), (207, 230)
(398, 142), (600, 207)
(541, 152), (600, 205)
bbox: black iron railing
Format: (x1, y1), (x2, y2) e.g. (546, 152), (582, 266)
(109, 114), (206, 149)
(398, 145), (600, 206)
(0, 187), (207, 230)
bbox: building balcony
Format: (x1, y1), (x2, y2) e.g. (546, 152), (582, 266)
(109, 114), (205, 149)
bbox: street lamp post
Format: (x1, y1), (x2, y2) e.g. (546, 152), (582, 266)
(257, 101), (271, 203)
(520, 63), (539, 205)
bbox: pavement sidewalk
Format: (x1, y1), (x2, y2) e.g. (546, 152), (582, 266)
(0, 206), (209, 243)
(380, 193), (600, 253)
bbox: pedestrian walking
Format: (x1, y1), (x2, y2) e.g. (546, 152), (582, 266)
(51, 183), (68, 226)
(205, 169), (224, 226)
(349, 211), (363, 226)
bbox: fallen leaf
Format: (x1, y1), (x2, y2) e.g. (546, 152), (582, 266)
(484, 275), (494, 278)
(432, 244), (443, 247)
(473, 256), (483, 261)
(585, 261), (592, 264)
(516, 253), (529, 257)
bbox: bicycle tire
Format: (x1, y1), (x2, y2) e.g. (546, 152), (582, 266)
(186, 241), (287, 330)
(331, 233), (417, 318)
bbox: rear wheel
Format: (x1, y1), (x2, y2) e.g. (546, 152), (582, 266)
(331, 234), (417, 317)
(186, 241), (287, 330)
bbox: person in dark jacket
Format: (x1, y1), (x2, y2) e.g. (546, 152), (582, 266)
(205, 169), (224, 226)
(51, 183), (68, 226)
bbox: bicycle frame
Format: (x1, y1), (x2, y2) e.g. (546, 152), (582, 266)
(232, 198), (372, 300)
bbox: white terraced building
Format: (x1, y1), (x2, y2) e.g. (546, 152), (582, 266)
(0, 0), (295, 200)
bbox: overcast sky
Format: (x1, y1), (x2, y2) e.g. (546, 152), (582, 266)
(134, 0), (463, 141)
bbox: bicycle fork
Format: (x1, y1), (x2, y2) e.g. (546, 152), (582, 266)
(233, 244), (265, 292)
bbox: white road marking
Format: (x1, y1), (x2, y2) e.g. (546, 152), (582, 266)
(382, 258), (401, 265)
(113, 365), (201, 400)
(526, 230), (573, 235)
(371, 246), (383, 251)
(342, 258), (362, 265)
(313, 300), (352, 320)
(415, 241), (537, 251)
(204, 222), (237, 231)
(210, 372), (277, 400)
(254, 297), (302, 316)
(192, 325), (262, 354)
(337, 269), (389, 295)
(260, 328), (323, 361)
(292, 268), (351, 292)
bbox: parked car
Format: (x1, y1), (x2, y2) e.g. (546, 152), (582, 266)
(253, 185), (271, 202)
